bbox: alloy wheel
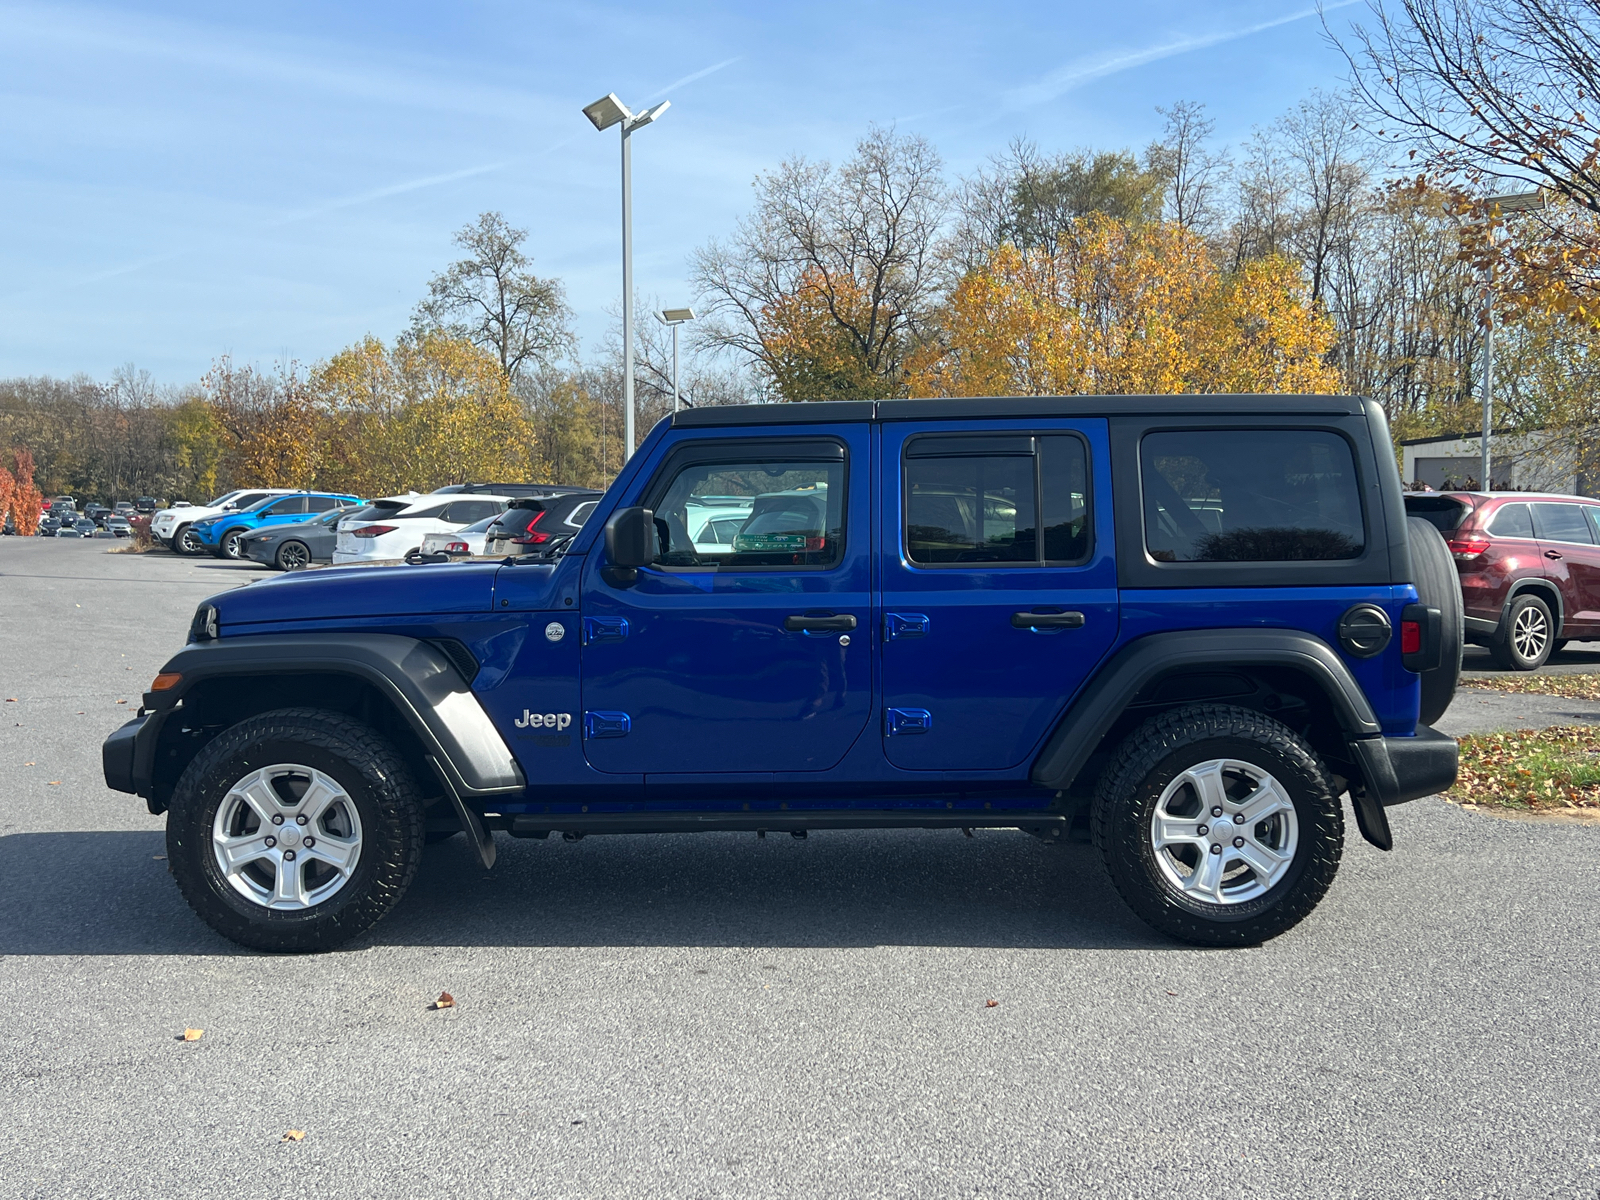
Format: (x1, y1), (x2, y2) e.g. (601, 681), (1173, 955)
(177, 527), (204, 555)
(1149, 758), (1299, 905)
(277, 541), (311, 570)
(1512, 604), (1549, 662)
(211, 764), (364, 910)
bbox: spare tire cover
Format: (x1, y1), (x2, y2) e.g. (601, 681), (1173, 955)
(1407, 515), (1464, 726)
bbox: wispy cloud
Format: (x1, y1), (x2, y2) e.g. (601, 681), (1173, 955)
(1006, 0), (1361, 108)
(651, 56), (742, 100)
(2, 161), (512, 302)
(262, 162), (510, 229)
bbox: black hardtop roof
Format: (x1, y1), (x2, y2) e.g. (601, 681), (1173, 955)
(671, 395), (1368, 427)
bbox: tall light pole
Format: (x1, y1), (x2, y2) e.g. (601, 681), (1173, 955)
(659, 307), (696, 411)
(1479, 189), (1544, 491)
(583, 92), (670, 462)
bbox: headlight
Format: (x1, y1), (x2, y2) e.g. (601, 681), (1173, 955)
(187, 604), (220, 643)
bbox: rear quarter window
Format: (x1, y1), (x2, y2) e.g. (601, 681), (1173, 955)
(1141, 430), (1364, 562)
(1403, 494), (1470, 533)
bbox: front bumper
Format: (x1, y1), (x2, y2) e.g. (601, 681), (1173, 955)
(102, 713), (147, 797)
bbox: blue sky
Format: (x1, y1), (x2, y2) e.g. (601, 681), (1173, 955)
(0, 0), (1365, 382)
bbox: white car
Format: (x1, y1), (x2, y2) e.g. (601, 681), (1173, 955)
(333, 494), (510, 564)
(151, 488), (298, 555)
(687, 499), (754, 558)
(417, 515), (498, 559)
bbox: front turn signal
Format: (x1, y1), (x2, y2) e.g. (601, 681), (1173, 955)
(150, 672), (182, 691)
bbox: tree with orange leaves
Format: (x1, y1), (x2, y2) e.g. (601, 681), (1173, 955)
(8, 448), (43, 535)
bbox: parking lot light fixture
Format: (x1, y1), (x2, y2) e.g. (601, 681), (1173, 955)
(584, 92), (672, 460)
(658, 307), (696, 412)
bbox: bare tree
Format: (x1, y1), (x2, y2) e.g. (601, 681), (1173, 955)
(413, 211), (573, 378)
(693, 126), (951, 400)
(1147, 102), (1231, 233)
(953, 140), (1167, 269)
(1341, 0), (1600, 210)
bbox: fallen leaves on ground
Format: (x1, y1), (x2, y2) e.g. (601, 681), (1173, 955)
(1463, 673), (1600, 700)
(47, 781), (60, 786)
(180, 1029), (203, 1041)
(985, 1000), (999, 1008)
(1449, 725), (1600, 809)
(430, 992), (455, 1010)
(281, 1130), (305, 1143)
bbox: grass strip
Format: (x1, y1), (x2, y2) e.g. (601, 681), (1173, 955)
(1449, 725), (1600, 809)
(1461, 673), (1600, 700)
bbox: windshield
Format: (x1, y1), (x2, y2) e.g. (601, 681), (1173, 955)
(205, 490), (243, 507)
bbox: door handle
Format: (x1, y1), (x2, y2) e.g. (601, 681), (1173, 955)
(784, 613), (858, 633)
(1011, 611), (1086, 629)
(1546, 550), (1564, 560)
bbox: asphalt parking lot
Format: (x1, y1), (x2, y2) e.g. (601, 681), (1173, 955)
(3, 538), (1597, 1199)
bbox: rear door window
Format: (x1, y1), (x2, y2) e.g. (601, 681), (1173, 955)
(903, 433), (1090, 566)
(1141, 430), (1364, 562)
(1489, 503), (1535, 539)
(1533, 502), (1594, 544)
(305, 495), (341, 513)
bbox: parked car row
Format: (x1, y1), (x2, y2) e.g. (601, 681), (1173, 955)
(143, 482), (604, 571)
(1405, 488), (1600, 670)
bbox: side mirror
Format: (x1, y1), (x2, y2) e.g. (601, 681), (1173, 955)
(603, 506), (654, 585)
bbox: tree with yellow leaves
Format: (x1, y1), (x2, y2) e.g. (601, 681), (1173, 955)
(909, 215), (1340, 397)
(312, 332), (532, 496)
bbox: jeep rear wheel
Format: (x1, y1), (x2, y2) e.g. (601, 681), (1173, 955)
(1092, 704), (1343, 946)
(166, 708), (424, 952)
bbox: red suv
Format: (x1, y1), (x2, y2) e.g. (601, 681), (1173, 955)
(1406, 491), (1600, 669)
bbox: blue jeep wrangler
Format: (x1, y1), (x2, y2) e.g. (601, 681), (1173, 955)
(103, 396), (1461, 951)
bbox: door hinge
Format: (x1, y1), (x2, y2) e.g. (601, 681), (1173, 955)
(884, 612), (930, 641)
(584, 711), (632, 739)
(583, 616), (630, 644)
(885, 707), (932, 736)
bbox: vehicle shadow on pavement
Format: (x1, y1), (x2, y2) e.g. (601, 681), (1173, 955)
(380, 829), (1179, 952)
(0, 829), (1182, 954)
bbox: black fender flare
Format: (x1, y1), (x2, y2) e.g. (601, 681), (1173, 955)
(112, 633), (524, 806)
(1028, 629), (1416, 850)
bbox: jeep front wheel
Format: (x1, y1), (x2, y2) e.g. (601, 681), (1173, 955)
(1092, 704), (1344, 946)
(166, 708), (424, 952)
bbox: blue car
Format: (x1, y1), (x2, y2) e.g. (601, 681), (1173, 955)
(105, 396), (1460, 952)
(188, 492), (361, 559)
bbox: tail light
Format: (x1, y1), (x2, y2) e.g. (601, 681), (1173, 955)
(1401, 620), (1422, 654)
(445, 541), (470, 554)
(509, 510), (547, 545)
(1447, 534), (1490, 560)
(349, 524), (396, 538)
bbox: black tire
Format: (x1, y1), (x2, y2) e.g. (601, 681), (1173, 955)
(1091, 704), (1344, 947)
(219, 527), (249, 559)
(174, 524), (204, 555)
(1489, 593), (1554, 670)
(166, 708), (424, 952)
(1406, 516), (1463, 726)
(274, 539), (312, 570)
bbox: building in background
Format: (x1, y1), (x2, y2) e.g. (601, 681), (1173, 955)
(1399, 430), (1600, 496)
